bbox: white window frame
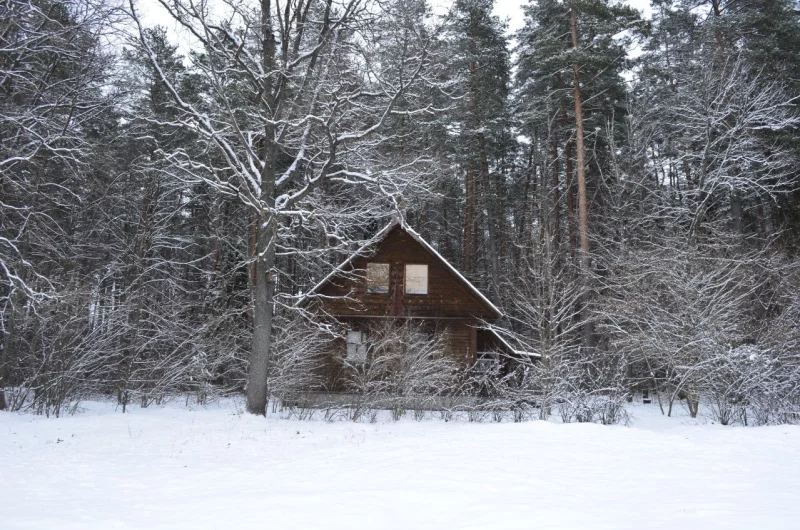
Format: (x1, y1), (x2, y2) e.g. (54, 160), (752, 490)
(404, 264), (428, 295)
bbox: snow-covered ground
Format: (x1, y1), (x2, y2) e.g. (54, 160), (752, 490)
(2, 399), (799, 529)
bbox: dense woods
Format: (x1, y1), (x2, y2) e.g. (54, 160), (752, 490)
(2, 0), (799, 424)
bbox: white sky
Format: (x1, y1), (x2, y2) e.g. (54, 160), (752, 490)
(137, 0), (655, 57)
(493, 0), (653, 33)
(138, 0), (654, 32)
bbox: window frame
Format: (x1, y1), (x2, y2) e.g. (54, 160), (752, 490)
(404, 263), (429, 295)
(365, 262), (391, 294)
(346, 330), (367, 363)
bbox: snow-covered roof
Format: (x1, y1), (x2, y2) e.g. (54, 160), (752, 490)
(305, 217), (503, 318)
(480, 327), (541, 358)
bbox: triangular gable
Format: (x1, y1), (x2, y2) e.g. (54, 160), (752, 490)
(304, 218), (503, 318)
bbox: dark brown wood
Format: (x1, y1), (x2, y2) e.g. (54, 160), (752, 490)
(469, 327), (477, 364)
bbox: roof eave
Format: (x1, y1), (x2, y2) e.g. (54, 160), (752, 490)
(482, 327), (541, 359)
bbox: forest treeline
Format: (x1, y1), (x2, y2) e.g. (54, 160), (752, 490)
(1, 0), (799, 423)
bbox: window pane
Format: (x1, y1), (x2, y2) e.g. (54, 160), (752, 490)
(366, 263), (390, 293)
(405, 264), (428, 294)
(346, 330), (366, 363)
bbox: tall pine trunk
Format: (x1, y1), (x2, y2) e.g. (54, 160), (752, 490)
(463, 59), (482, 276)
(479, 133), (501, 301)
(561, 100), (577, 260)
(570, 6), (593, 348)
(550, 136), (561, 246)
(463, 160), (476, 274)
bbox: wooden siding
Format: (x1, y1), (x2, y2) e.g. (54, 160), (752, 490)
(476, 328), (511, 355)
(450, 322), (476, 364)
(330, 318), (477, 363)
(316, 319), (478, 390)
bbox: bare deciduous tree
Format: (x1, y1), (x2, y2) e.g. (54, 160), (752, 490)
(127, 0), (444, 414)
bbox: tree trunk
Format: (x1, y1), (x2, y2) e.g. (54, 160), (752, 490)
(561, 98), (577, 260)
(529, 139), (541, 253)
(730, 189), (743, 234)
(566, 140), (577, 260)
(516, 147), (533, 267)
(246, 0), (279, 415)
(711, 0), (725, 50)
(247, 211), (277, 415)
(570, 6), (594, 349)
(570, 7), (590, 274)
(687, 393), (699, 418)
(463, 59), (482, 276)
(0, 299), (14, 410)
(463, 160), (476, 274)
(550, 136), (561, 246)
(479, 133), (501, 302)
(208, 197), (222, 291)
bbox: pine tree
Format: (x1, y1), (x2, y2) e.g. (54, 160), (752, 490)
(515, 0), (641, 348)
(444, 0), (512, 299)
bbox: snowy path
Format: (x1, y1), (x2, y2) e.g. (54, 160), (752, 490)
(2, 401), (799, 529)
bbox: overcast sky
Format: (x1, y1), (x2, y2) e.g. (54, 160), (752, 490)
(138, 0), (655, 55)
(140, 1), (654, 32)
(493, 0), (653, 34)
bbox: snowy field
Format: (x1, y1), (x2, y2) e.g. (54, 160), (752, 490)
(2, 399), (799, 530)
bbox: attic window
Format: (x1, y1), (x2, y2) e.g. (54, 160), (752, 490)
(405, 264), (428, 295)
(366, 262), (390, 293)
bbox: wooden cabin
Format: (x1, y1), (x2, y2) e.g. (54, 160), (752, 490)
(303, 219), (537, 387)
